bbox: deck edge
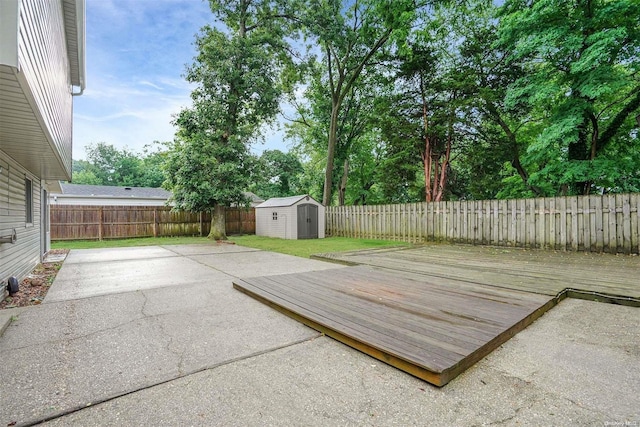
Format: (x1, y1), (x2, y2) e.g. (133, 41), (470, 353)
(233, 279), (447, 387)
(439, 295), (562, 385)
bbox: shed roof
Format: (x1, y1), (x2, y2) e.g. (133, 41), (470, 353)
(59, 183), (171, 199)
(256, 195), (320, 208)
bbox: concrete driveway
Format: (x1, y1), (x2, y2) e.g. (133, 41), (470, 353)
(0, 243), (638, 426)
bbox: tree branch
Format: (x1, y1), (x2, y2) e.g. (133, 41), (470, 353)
(340, 28), (392, 103)
(598, 88), (640, 153)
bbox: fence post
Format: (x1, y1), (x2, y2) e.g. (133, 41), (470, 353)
(153, 208), (158, 237)
(199, 212), (203, 237)
(98, 206), (103, 241)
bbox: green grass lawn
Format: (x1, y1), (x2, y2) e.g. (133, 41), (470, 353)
(228, 235), (409, 258)
(52, 235), (409, 258)
(51, 236), (211, 250)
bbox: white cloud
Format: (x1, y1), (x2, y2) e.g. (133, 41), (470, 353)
(73, 0), (292, 161)
(138, 80), (164, 90)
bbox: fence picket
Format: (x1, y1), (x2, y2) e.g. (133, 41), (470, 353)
(324, 193), (639, 254)
(51, 206), (255, 240)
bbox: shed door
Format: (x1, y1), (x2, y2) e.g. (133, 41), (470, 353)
(297, 204), (318, 239)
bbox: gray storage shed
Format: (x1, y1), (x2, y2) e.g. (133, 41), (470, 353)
(255, 195), (325, 239)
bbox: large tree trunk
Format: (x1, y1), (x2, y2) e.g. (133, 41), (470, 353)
(434, 133), (451, 202)
(323, 102), (341, 205)
(321, 29), (392, 206)
(208, 204), (227, 240)
(338, 158), (349, 206)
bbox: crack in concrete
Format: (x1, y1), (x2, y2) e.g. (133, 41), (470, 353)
(140, 290), (150, 317)
(62, 253), (182, 266)
(0, 295), (148, 353)
(1, 291), (234, 353)
(14, 334), (323, 427)
(160, 245), (263, 257)
(161, 244), (264, 282)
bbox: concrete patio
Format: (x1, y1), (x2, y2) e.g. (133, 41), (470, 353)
(0, 243), (638, 426)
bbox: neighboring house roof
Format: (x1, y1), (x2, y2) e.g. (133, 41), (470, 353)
(59, 183), (171, 199)
(256, 195), (320, 208)
(244, 191), (265, 205)
(56, 184), (265, 205)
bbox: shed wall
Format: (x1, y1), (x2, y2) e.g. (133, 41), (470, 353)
(0, 150), (42, 297)
(256, 197), (325, 240)
(256, 206), (296, 239)
(318, 205), (326, 238)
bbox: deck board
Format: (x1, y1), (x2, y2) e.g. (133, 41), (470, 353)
(235, 244), (638, 387)
(312, 245), (640, 301)
(233, 265), (556, 386)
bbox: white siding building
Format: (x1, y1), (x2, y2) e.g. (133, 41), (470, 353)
(49, 184), (265, 208)
(51, 184), (172, 207)
(0, 0), (85, 299)
(255, 195), (325, 240)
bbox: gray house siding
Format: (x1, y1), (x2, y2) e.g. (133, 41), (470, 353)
(0, 150), (42, 295)
(17, 0), (74, 173)
(1, 0), (84, 180)
(0, 0), (84, 299)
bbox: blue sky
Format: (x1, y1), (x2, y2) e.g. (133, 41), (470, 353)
(73, 0), (287, 160)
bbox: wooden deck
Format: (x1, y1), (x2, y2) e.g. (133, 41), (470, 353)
(233, 265), (556, 386)
(313, 244), (640, 304)
(234, 244), (639, 387)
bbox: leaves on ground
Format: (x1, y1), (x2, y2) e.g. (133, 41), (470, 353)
(0, 250), (68, 309)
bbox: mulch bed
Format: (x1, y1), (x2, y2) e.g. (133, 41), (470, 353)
(0, 249), (69, 309)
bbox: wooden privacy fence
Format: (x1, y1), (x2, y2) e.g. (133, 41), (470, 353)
(326, 193), (640, 254)
(51, 206), (255, 240)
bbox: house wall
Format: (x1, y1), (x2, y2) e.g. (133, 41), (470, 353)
(0, 149), (42, 298)
(0, 0), (82, 301)
(17, 0), (74, 173)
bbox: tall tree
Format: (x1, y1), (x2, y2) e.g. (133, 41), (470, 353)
(374, 8), (467, 203)
(286, 56), (379, 205)
(427, 1), (541, 199)
(301, 0), (416, 205)
(165, 0), (295, 239)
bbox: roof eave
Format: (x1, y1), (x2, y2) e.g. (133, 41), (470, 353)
(62, 0), (85, 92)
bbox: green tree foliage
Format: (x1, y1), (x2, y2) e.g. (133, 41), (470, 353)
(72, 142), (166, 188)
(248, 149), (304, 198)
(300, 0), (417, 205)
(164, 0), (295, 239)
(499, 0), (640, 195)
(287, 56), (383, 205)
(158, 0), (638, 212)
(72, 159), (102, 185)
(425, 2), (540, 200)
(372, 5), (475, 203)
